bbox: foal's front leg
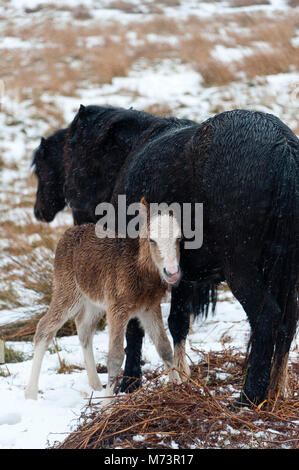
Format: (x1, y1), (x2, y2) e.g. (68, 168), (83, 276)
(105, 306), (128, 403)
(138, 306), (181, 384)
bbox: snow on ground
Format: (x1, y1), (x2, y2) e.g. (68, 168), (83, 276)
(51, 63), (299, 129)
(0, 296), (298, 449)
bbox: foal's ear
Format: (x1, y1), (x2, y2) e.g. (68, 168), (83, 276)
(140, 197), (150, 222)
(140, 197), (149, 211)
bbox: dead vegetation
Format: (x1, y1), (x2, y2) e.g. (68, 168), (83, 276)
(1, 9), (298, 99)
(288, 0), (299, 7)
(55, 348), (299, 449)
(0, 210), (107, 340)
(229, 0), (270, 6)
(0, 315), (76, 342)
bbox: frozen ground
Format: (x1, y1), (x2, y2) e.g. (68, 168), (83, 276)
(0, 0), (298, 449)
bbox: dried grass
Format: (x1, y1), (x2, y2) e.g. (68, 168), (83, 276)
(239, 47), (299, 78)
(229, 0), (270, 6)
(56, 349), (299, 449)
(0, 312), (107, 342)
(0, 20), (133, 100)
(196, 0), (271, 4)
(288, 0), (299, 7)
(0, 315), (76, 342)
(0, 212), (107, 341)
(72, 5), (93, 20)
(1, 8), (298, 97)
(143, 103), (174, 116)
(197, 60), (238, 87)
(108, 1), (146, 14)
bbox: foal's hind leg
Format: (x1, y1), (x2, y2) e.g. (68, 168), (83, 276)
(25, 289), (83, 400)
(226, 264), (281, 407)
(75, 301), (104, 392)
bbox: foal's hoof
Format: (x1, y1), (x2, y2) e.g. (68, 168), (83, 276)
(171, 369), (182, 385)
(119, 376), (141, 394)
(89, 380), (103, 392)
(24, 387), (38, 400)
(101, 396), (114, 411)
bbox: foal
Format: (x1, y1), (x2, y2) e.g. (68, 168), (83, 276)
(25, 199), (182, 401)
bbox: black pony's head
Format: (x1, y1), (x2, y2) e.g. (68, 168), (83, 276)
(32, 129), (67, 222)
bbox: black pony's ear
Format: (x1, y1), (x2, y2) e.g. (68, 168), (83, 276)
(37, 137), (47, 158)
(78, 104), (86, 115)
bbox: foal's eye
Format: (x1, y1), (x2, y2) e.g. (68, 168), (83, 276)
(149, 238), (155, 244)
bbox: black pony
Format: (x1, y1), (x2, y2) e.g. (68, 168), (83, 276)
(33, 105), (298, 407)
(114, 108), (298, 406)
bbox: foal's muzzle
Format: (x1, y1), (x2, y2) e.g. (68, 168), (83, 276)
(163, 267), (181, 285)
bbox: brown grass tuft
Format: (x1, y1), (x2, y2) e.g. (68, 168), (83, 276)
(0, 315), (76, 342)
(229, 0), (270, 6)
(197, 60), (238, 87)
(143, 103), (174, 117)
(72, 5), (93, 20)
(288, 0), (299, 6)
(239, 46), (299, 78)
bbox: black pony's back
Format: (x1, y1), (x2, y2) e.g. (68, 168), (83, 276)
(64, 104), (196, 223)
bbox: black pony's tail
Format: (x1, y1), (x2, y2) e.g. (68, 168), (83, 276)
(192, 281), (218, 318)
(262, 139), (298, 397)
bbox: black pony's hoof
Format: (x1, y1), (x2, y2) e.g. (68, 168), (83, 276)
(228, 401), (249, 412)
(118, 376), (141, 394)
(228, 394), (252, 412)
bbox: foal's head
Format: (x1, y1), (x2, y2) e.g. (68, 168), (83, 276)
(140, 198), (182, 286)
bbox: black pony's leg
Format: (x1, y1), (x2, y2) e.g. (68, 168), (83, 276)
(119, 318), (145, 393)
(226, 264), (281, 407)
(168, 282), (193, 379)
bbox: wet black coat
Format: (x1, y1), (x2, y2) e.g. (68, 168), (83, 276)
(112, 109), (298, 405)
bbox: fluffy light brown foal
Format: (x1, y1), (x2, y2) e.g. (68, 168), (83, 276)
(25, 199), (182, 401)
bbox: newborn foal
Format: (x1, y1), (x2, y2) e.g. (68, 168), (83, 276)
(25, 198), (182, 401)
